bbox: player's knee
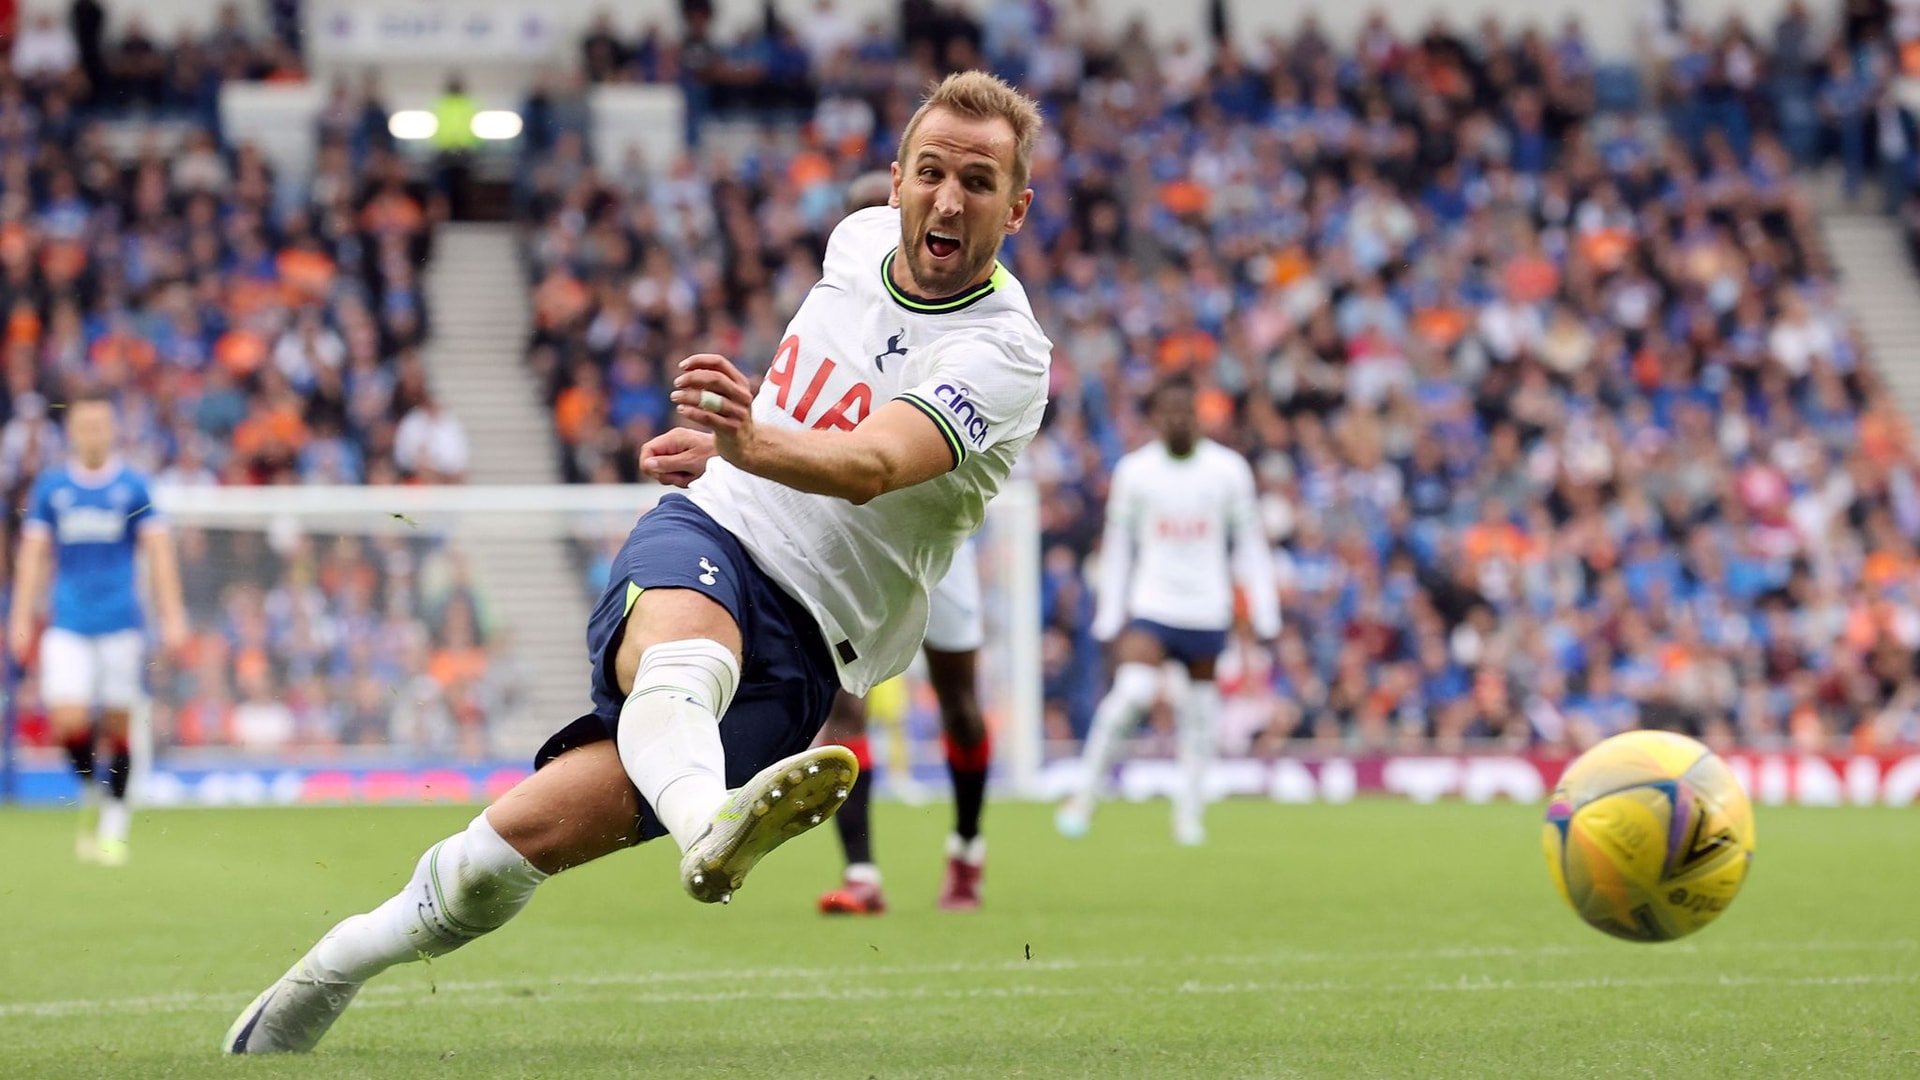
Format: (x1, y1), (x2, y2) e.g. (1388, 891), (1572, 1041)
(1111, 629), (1163, 667)
(629, 638), (741, 716)
(96, 709), (132, 739)
(48, 706), (90, 738)
(614, 590), (742, 693)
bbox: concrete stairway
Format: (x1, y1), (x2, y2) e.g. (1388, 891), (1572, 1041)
(1819, 213), (1920, 428)
(424, 225), (591, 755)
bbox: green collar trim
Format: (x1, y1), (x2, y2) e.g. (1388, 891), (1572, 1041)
(881, 248), (1002, 314)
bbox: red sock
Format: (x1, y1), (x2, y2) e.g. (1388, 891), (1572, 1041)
(839, 735), (874, 772)
(942, 732), (991, 773)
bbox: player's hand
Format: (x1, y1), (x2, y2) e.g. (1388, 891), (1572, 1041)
(640, 427), (717, 488)
(7, 618), (32, 668)
(671, 354), (758, 465)
(160, 613), (190, 657)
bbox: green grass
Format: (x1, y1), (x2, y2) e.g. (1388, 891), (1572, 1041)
(0, 799), (1916, 1078)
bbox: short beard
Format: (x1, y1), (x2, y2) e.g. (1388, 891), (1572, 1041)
(906, 243), (991, 297)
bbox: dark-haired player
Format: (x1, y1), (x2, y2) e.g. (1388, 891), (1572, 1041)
(1056, 376), (1278, 846)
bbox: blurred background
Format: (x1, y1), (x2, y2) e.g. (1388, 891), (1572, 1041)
(2, 0), (1919, 808)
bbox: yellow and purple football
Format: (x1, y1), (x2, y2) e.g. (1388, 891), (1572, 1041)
(1542, 730), (1756, 942)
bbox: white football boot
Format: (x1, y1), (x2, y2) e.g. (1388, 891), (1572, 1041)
(1054, 796), (1092, 839)
(681, 746), (857, 904)
(1173, 815), (1207, 848)
(222, 955), (361, 1054)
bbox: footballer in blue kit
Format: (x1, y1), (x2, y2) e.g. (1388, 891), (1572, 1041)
(8, 391), (189, 866)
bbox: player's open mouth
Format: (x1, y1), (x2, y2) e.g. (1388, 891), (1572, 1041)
(926, 230), (961, 259)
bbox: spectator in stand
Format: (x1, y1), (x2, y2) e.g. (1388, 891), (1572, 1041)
(0, 11), (524, 759)
(581, 12), (627, 83)
(70, 0), (107, 98)
(12, 12), (78, 86)
(393, 394), (469, 482)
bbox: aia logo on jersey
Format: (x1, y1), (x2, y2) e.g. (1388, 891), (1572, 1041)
(874, 330), (908, 372)
(766, 335), (872, 431)
(932, 383), (990, 447)
(1154, 517), (1213, 541)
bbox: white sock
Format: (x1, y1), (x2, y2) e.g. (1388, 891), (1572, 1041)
(946, 833), (986, 866)
(1176, 680), (1220, 827)
(615, 639), (741, 851)
(1074, 662), (1160, 808)
(308, 812), (547, 985)
(99, 797), (130, 844)
(845, 862), (881, 887)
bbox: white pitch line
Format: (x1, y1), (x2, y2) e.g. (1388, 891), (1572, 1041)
(348, 971), (1920, 1013)
(2, 939), (1912, 1022)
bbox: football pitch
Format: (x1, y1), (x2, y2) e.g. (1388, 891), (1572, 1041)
(0, 799), (1914, 1079)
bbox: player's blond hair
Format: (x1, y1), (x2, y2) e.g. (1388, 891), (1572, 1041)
(896, 71), (1043, 193)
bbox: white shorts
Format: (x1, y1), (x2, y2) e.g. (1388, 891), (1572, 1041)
(40, 627), (145, 711)
(924, 545), (984, 654)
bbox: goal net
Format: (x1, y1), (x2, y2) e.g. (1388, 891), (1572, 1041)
(1, 483), (1042, 806)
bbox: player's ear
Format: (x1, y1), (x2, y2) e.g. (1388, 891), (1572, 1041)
(889, 162), (902, 209)
(1003, 187), (1032, 236)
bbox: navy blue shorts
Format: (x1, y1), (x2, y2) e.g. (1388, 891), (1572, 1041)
(535, 494), (842, 843)
(1128, 618), (1228, 668)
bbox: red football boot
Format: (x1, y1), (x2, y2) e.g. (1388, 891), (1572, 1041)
(937, 835), (985, 911)
(818, 865), (887, 915)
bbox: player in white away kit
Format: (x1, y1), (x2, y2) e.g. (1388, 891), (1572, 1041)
(817, 171), (996, 915)
(1056, 376), (1278, 846)
(226, 72), (1052, 1054)
(8, 391), (188, 867)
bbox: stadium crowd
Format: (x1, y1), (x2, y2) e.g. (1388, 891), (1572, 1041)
(0, 4), (496, 755)
(151, 531), (508, 757)
(528, 2), (1920, 757)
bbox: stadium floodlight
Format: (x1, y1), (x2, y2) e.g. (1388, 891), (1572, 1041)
(388, 110), (438, 140)
(471, 110), (524, 141)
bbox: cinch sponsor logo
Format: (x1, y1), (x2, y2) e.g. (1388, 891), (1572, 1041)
(932, 383), (990, 446)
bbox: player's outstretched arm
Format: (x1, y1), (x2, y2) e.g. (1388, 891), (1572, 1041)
(672, 354), (952, 505)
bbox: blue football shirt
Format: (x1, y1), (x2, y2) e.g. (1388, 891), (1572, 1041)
(23, 461), (160, 635)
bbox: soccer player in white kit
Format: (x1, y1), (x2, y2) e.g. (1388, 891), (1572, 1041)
(1056, 376), (1279, 846)
(817, 171), (995, 915)
(225, 72), (1052, 1054)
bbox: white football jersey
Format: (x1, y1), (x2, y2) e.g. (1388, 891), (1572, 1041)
(690, 207), (1052, 694)
(1091, 439), (1281, 640)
